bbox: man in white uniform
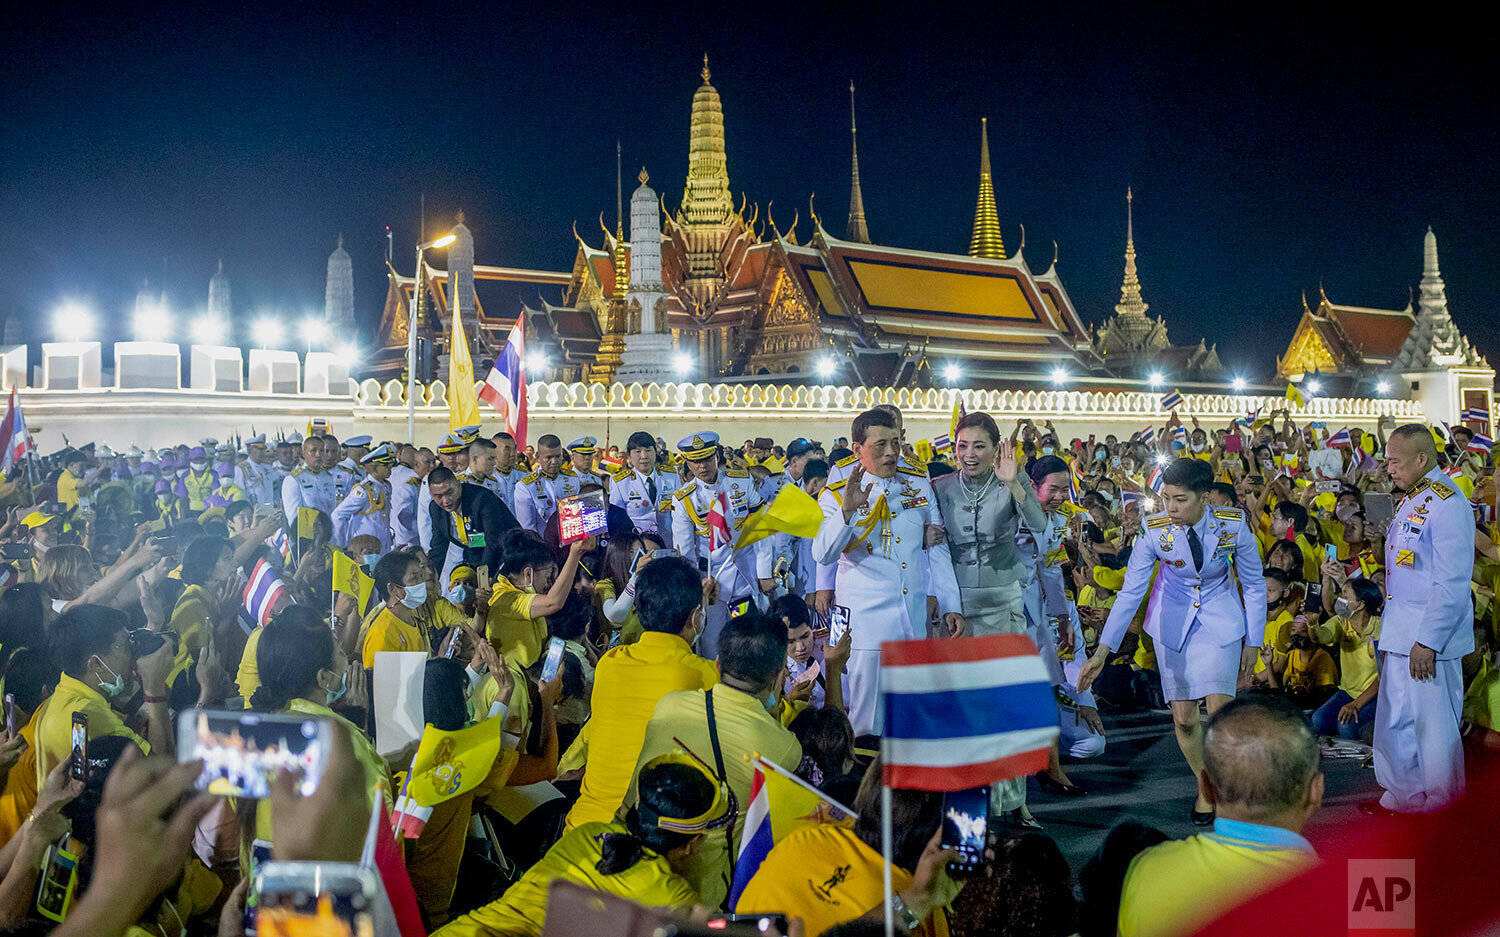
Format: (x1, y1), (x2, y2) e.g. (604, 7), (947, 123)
(459, 437), (507, 500)
(814, 408), (963, 737)
(670, 431), (773, 658)
(388, 445), (421, 547)
(236, 434), (280, 507)
(490, 431), (528, 510)
(331, 444), (395, 551)
(609, 430), (677, 544)
(567, 436), (609, 490)
(513, 434), (581, 534)
(281, 435), (338, 521)
(1363, 424), (1473, 814)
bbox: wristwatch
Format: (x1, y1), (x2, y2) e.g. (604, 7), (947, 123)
(889, 893), (922, 932)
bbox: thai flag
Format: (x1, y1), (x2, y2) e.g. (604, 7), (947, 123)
(932, 434), (953, 452)
(1146, 463), (1165, 493)
(730, 766), (773, 909)
(880, 635), (1060, 790)
(478, 314), (528, 447)
(0, 388), (32, 472)
(1139, 427), (1155, 447)
(1160, 388), (1183, 410)
(1468, 434), (1494, 455)
(1327, 428), (1352, 449)
(1463, 407), (1490, 424)
(263, 527), (292, 565)
(1171, 425), (1187, 447)
(1444, 463), (1464, 479)
(1122, 491), (1148, 510)
(707, 492), (732, 551)
(238, 558), (287, 633)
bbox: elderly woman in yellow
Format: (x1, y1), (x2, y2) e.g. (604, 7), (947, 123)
(166, 536), (236, 698)
(360, 551), (437, 668)
(247, 607), (388, 849)
(434, 754), (726, 937)
(737, 760), (960, 937)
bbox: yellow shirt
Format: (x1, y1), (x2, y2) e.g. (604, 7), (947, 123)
(1118, 819), (1316, 937)
(738, 824), (948, 937)
(1283, 646), (1337, 691)
(1313, 614), (1381, 696)
(361, 606), (431, 669)
(236, 626), (265, 706)
(626, 685), (803, 909)
(485, 578), (545, 668)
(56, 470), (82, 510)
(33, 672), (149, 787)
(433, 821), (698, 937)
(595, 579), (643, 645)
(1255, 610), (1294, 675)
(168, 583), (216, 685)
(1294, 533), (1323, 583)
(0, 708), (40, 846)
(565, 632), (718, 830)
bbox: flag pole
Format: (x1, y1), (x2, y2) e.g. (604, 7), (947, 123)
(881, 783), (895, 937)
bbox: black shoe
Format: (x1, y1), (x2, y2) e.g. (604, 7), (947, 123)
(1002, 809), (1044, 830)
(1036, 773), (1087, 797)
(1190, 808), (1215, 827)
(1357, 799), (1399, 817)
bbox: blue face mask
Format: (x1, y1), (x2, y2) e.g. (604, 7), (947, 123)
(1042, 446), (1055, 456)
(325, 669), (348, 706)
(399, 579), (428, 609)
(444, 583), (470, 605)
(92, 655), (127, 700)
(361, 554), (380, 568)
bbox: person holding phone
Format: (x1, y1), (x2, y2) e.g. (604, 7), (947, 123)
(1077, 457), (1266, 825)
(486, 529), (584, 668)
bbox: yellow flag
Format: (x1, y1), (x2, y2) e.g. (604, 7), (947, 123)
(406, 718), (503, 807)
(297, 506), (320, 539)
(736, 482), (825, 549)
(760, 455), (785, 475)
(330, 548), (375, 611)
(447, 305), (480, 431)
(1285, 382), (1305, 408)
(762, 758), (855, 842)
(949, 400), (965, 441)
(914, 439), (935, 465)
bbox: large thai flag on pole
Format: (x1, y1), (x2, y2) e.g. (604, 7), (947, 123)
(0, 388), (33, 472)
(880, 634), (1060, 790)
(478, 314), (528, 447)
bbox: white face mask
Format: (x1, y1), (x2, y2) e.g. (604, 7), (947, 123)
(1190, 441), (1207, 453)
(399, 580), (428, 609)
(190, 460), (208, 472)
(1334, 597), (1354, 617)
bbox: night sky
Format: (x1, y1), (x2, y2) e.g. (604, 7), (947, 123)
(3, 3), (1497, 379)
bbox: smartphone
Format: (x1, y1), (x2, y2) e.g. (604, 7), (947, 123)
(255, 861), (381, 937)
(698, 556), (710, 574)
(940, 786), (989, 873)
(35, 836), (85, 923)
(4, 693), (14, 736)
(0, 542), (33, 561)
(476, 566), (490, 590)
(69, 713), (88, 783)
(1324, 543), (1338, 563)
(557, 490), (608, 544)
(177, 709), (332, 799)
(1303, 582), (1324, 614)
(703, 914), (791, 935)
(828, 605), (851, 646)
(539, 637), (566, 683)
(1224, 435), (1243, 453)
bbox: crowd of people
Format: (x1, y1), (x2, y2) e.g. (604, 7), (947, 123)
(0, 402), (1494, 937)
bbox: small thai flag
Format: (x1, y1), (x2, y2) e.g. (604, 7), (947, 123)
(263, 527), (292, 565)
(881, 635), (1059, 790)
(1327, 428), (1352, 449)
(1139, 427), (1155, 447)
(707, 492), (732, 551)
(932, 434), (953, 452)
(238, 558), (287, 633)
(1463, 407), (1490, 424)
(1468, 434), (1493, 454)
(1444, 463), (1464, 479)
(1160, 389), (1183, 410)
(1147, 463), (1165, 493)
(1171, 425), (1187, 446)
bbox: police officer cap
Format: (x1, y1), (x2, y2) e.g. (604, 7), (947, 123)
(188, 446), (207, 460)
(344, 435), (373, 448)
(567, 436), (598, 454)
(288, 431), (305, 444)
(245, 434), (267, 447)
(361, 444), (396, 466)
(97, 445), (116, 459)
(677, 431), (720, 460)
(126, 446), (144, 459)
(199, 437), (218, 448)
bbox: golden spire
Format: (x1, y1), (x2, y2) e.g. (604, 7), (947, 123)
(846, 81), (870, 243)
(678, 54), (735, 279)
(613, 141), (628, 296)
(1115, 187), (1149, 317)
(968, 117), (1005, 259)
(702, 53), (711, 83)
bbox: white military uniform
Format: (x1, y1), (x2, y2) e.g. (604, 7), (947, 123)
(1375, 466), (1474, 812)
(513, 467), (582, 534)
(388, 463), (420, 547)
(237, 459), (280, 508)
(815, 454), (927, 598)
(329, 460), (359, 506)
(459, 469), (507, 502)
(491, 466), (528, 511)
(671, 465), (773, 658)
(814, 464), (961, 736)
(1015, 509), (1080, 687)
(332, 476), (392, 551)
(608, 465), (677, 544)
(281, 466), (338, 521)
(1100, 506), (1266, 701)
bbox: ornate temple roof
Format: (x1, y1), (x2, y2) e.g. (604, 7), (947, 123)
(1393, 227), (1488, 371)
(1276, 290), (1413, 379)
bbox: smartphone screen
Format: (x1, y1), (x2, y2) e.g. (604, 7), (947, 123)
(828, 605), (851, 646)
(178, 709), (331, 799)
(941, 786), (989, 872)
(35, 837), (84, 923)
(4, 693), (15, 736)
(255, 861), (379, 937)
(539, 637), (566, 683)
(1303, 582), (1324, 614)
(69, 714), (88, 782)
(476, 566), (490, 591)
(557, 490), (608, 544)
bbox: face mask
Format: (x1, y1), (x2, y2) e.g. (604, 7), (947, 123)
(1190, 441), (1207, 453)
(324, 669), (348, 706)
(1289, 634), (1311, 650)
(1267, 598), (1281, 613)
(1100, 491), (1116, 508)
(92, 655), (127, 700)
(1095, 449), (1108, 461)
(140, 472), (157, 484)
(190, 460), (208, 472)
(765, 690), (778, 711)
(1334, 597), (1353, 617)
(1042, 447), (1054, 456)
(399, 580), (428, 609)
(445, 583), (470, 605)
(362, 554), (380, 568)
(1335, 504), (1357, 523)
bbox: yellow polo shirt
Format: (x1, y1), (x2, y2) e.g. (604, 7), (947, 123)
(565, 631), (718, 830)
(1118, 818), (1316, 937)
(168, 583), (216, 685)
(433, 821), (698, 937)
(485, 578), (544, 668)
(33, 672), (149, 787)
(1313, 614), (1381, 696)
(236, 626), (265, 705)
(0, 708), (40, 844)
(626, 684), (803, 909)
(362, 606), (432, 669)
(56, 470), (82, 510)
(1255, 610), (1294, 675)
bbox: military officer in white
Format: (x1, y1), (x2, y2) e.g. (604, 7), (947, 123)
(490, 432), (528, 510)
(1014, 456), (1081, 686)
(389, 445), (421, 547)
(332, 444), (395, 551)
(329, 434), (368, 499)
(609, 431), (676, 545)
(459, 437), (508, 500)
(1366, 424), (1474, 814)
(281, 435), (338, 520)
(1078, 457), (1264, 824)
(418, 428), (476, 551)
(236, 434), (280, 507)
(671, 430), (774, 657)
(814, 409), (964, 737)
(567, 437), (609, 489)
(513, 434), (582, 534)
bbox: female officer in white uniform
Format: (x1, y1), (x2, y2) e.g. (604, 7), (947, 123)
(1077, 457), (1264, 824)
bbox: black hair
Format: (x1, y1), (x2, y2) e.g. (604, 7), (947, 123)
(801, 458), (829, 483)
(1207, 482), (1240, 506)
(4, 646), (57, 714)
(1274, 500), (1310, 533)
(423, 658), (470, 732)
(0, 583), (48, 669)
(469, 437), (496, 452)
(536, 434), (562, 449)
(180, 535), (233, 586)
(1263, 567), (1291, 591)
(48, 605), (128, 677)
(635, 554), (702, 635)
(951, 832), (1076, 937)
(849, 408), (897, 446)
(717, 612), (789, 689)
(789, 707), (855, 790)
(224, 500), (254, 527)
(771, 593), (812, 632)
(596, 760), (717, 875)
(1077, 823), (1169, 937)
(372, 551), (420, 603)
(955, 411), (1001, 444)
(1161, 457), (1213, 493)
(547, 591), (591, 642)
(1265, 540), (1304, 581)
(1027, 454), (1070, 484)
(1347, 576), (1385, 616)
(427, 466), (457, 488)
(852, 758), (941, 870)
(499, 528), (555, 577)
(626, 431), (656, 453)
(249, 607), (336, 711)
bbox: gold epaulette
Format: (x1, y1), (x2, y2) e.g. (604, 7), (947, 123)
(726, 467), (749, 478)
(1212, 507), (1243, 522)
(521, 471), (540, 484)
(835, 454), (858, 468)
(611, 465), (632, 482)
(561, 466), (579, 477)
(674, 484), (696, 501)
(406, 476), (420, 487)
(1146, 513), (1171, 529)
(826, 479), (848, 490)
(290, 467), (306, 476)
(898, 466), (925, 478)
(1430, 479), (1456, 500)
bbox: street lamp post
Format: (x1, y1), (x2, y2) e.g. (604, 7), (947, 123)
(408, 233), (456, 444)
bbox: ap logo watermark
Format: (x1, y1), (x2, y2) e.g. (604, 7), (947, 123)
(1348, 859), (1414, 935)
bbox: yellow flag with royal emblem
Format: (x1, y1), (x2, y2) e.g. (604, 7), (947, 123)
(447, 305), (481, 432)
(405, 717), (503, 808)
(297, 506), (320, 539)
(330, 548), (375, 612)
(735, 482), (824, 549)
(1285, 382), (1305, 408)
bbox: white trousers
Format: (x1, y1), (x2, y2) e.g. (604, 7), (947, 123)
(1374, 652), (1465, 812)
(845, 649), (883, 737)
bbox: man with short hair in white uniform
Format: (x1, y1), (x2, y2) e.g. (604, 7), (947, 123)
(609, 430), (677, 546)
(513, 434), (581, 534)
(331, 444), (395, 551)
(490, 432), (528, 510)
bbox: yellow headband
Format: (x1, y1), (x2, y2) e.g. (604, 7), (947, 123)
(641, 752), (731, 833)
